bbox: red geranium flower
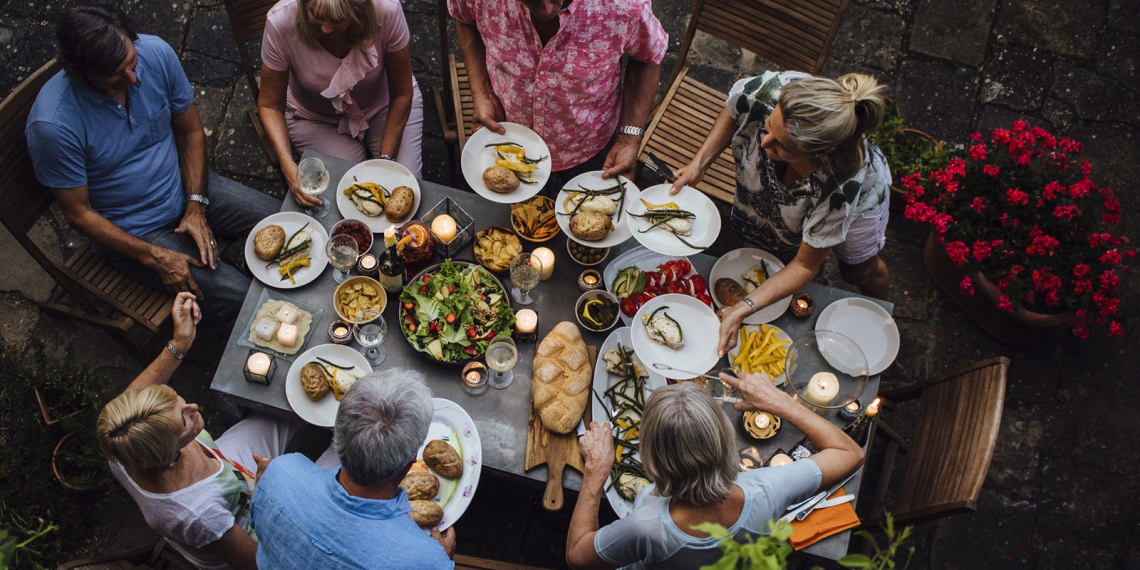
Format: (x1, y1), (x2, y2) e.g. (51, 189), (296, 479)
(1006, 188), (1029, 206)
(997, 295), (1015, 313)
(1109, 322), (1124, 338)
(971, 197), (985, 213)
(959, 276), (975, 296)
(983, 164), (1000, 177)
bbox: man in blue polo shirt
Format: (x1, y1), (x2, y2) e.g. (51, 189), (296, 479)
(26, 5), (279, 322)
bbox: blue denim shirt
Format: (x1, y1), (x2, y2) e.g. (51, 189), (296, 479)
(26, 34), (191, 237)
(251, 454), (454, 569)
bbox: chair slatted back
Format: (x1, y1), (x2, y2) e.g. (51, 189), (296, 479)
(895, 357), (1008, 524)
(638, 68), (737, 202)
(222, 0), (277, 100)
(451, 57), (475, 151)
(0, 60), (60, 236)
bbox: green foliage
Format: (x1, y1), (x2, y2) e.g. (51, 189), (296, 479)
(697, 520), (794, 570)
(0, 515), (59, 570)
(838, 512), (914, 570)
(869, 103), (950, 181)
(0, 340), (110, 568)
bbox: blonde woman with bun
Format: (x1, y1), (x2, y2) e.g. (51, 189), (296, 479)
(98, 292), (304, 570)
(668, 71), (893, 357)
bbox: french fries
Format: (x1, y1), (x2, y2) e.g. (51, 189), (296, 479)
(731, 324), (789, 378)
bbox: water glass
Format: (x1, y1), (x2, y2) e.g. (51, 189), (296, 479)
(353, 309), (386, 366)
(509, 253), (542, 306)
(297, 157), (331, 218)
(327, 234), (359, 283)
(485, 334), (518, 389)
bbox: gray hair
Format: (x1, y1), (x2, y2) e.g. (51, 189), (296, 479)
(778, 73), (888, 173)
(334, 368), (433, 485)
(640, 383), (737, 506)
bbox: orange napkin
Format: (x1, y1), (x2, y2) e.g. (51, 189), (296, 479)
(789, 488), (861, 550)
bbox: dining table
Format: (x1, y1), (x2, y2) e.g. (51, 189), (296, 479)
(210, 150), (895, 561)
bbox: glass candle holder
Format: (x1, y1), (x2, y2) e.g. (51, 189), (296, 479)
(839, 399), (863, 422)
(461, 362), (489, 396)
(328, 320), (353, 345)
(356, 253), (379, 278)
(785, 330), (868, 416)
(423, 197), (474, 258)
(578, 269), (602, 292)
(790, 294), (815, 318)
(738, 445), (764, 472)
(243, 350), (275, 385)
(513, 309), (538, 343)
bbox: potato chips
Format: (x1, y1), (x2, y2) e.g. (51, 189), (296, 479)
(510, 196), (559, 241)
(337, 281), (384, 321)
(473, 227), (522, 273)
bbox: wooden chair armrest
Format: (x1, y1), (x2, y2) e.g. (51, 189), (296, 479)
(433, 85), (458, 144)
(879, 356), (1010, 402)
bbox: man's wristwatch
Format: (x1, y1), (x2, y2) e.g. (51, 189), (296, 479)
(741, 298), (759, 314)
(618, 125), (645, 138)
(186, 195), (210, 211)
(376, 153), (394, 160)
(166, 341), (186, 360)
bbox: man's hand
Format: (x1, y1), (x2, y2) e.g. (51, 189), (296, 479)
(601, 134), (640, 180)
(170, 292), (201, 352)
(149, 246), (205, 300)
(579, 421), (615, 486)
(669, 158), (707, 195)
(174, 204), (217, 269)
(471, 92), (506, 135)
(253, 452), (273, 482)
(721, 371), (793, 414)
(431, 527), (457, 559)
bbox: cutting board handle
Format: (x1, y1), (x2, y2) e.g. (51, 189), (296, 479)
(543, 460), (565, 511)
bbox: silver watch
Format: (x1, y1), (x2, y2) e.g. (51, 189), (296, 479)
(618, 125), (645, 138)
(186, 194), (210, 210)
(741, 298), (758, 314)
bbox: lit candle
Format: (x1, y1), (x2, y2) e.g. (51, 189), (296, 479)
(431, 214), (457, 243)
(465, 371), (482, 385)
(334, 326), (348, 337)
(790, 294), (815, 318)
(246, 352), (271, 376)
(797, 299), (808, 309)
(515, 309), (537, 334)
(277, 323), (299, 347)
(768, 453), (794, 467)
(803, 372), (840, 407)
(276, 304), (298, 325)
(532, 247), (555, 280)
(461, 362), (488, 396)
(755, 413), (771, 429)
(840, 399), (863, 422)
(866, 397), (881, 417)
(584, 274), (597, 285)
(359, 254), (376, 270)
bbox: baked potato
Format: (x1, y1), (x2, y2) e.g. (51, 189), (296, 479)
(409, 499), (444, 527)
(253, 225), (286, 261)
(384, 186), (415, 222)
(299, 363), (329, 401)
(399, 471), (440, 500)
(423, 440), (463, 478)
(569, 212), (611, 242)
(483, 165), (520, 193)
(714, 278), (746, 306)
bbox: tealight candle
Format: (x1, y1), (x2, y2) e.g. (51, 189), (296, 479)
(790, 294), (815, 318)
(768, 453), (794, 467)
(578, 269), (602, 292)
(356, 253), (379, 277)
(755, 413), (771, 429)
(532, 247), (555, 281)
(461, 362), (488, 396)
(803, 372), (840, 407)
(515, 309), (538, 334)
(840, 399), (863, 422)
(243, 350), (275, 385)
(431, 214), (458, 243)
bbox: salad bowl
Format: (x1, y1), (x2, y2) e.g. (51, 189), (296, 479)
(399, 260), (514, 364)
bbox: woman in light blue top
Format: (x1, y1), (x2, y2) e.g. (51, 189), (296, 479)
(566, 375), (864, 569)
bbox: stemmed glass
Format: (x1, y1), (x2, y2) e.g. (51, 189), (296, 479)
(509, 253), (542, 306)
(485, 334), (518, 389)
(353, 309), (386, 366)
(327, 234), (359, 283)
(297, 157), (330, 218)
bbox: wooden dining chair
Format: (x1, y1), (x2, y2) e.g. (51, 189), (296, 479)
(57, 538), (195, 570)
(221, 0), (281, 167)
(862, 357), (1010, 526)
(432, 0), (473, 185)
(637, 0), (850, 203)
(0, 59), (173, 362)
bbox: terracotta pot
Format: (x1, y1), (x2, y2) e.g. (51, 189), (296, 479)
(888, 129), (943, 212)
(52, 433), (104, 492)
(33, 386), (81, 426)
(924, 232), (1072, 345)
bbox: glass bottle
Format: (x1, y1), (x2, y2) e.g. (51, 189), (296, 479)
(378, 227), (405, 293)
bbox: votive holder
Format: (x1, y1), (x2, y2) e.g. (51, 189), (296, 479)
(243, 350), (275, 385)
(839, 399), (863, 422)
(514, 308), (538, 343)
(423, 197), (474, 258)
(738, 445), (764, 472)
(790, 294), (815, 318)
(461, 362), (489, 396)
(767, 449), (794, 467)
(578, 269), (602, 292)
(328, 319), (353, 345)
(356, 253), (379, 278)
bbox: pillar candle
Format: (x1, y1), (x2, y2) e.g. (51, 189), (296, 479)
(532, 247), (555, 281)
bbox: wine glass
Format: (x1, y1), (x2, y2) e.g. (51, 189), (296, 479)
(353, 309), (386, 366)
(509, 253), (542, 306)
(327, 234), (359, 283)
(297, 157), (330, 218)
(485, 334), (518, 389)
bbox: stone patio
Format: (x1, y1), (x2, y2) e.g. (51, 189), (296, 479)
(0, 0), (1137, 567)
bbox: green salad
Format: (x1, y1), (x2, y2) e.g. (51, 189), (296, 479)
(399, 260), (515, 362)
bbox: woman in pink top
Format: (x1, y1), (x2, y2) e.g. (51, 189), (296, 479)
(258, 0), (423, 207)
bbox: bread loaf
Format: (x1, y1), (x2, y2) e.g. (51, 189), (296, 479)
(531, 321), (590, 433)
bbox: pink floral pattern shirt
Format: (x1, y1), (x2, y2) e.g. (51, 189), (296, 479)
(448, 0), (668, 171)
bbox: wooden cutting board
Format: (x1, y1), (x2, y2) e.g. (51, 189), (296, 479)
(525, 345), (595, 511)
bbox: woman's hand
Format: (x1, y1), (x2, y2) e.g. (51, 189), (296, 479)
(471, 92), (506, 135)
(579, 422), (614, 487)
(716, 304), (749, 357)
(668, 158), (707, 195)
(281, 159), (320, 208)
(721, 371), (792, 414)
(170, 292), (201, 353)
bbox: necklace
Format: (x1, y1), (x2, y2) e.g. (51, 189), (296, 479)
(167, 450), (182, 468)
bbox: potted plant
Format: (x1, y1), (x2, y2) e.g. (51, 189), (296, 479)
(900, 120), (1134, 343)
(869, 101), (950, 212)
(51, 431), (110, 492)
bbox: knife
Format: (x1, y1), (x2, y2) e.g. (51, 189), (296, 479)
(646, 151), (676, 183)
(780, 470), (859, 523)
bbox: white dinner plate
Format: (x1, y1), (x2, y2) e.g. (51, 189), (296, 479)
(602, 246), (698, 326)
(625, 184), (720, 256)
(709, 248), (791, 324)
(726, 323), (792, 386)
(418, 398), (482, 531)
(284, 344), (373, 427)
(461, 123), (552, 203)
(244, 212), (330, 289)
(556, 171), (640, 248)
(631, 294), (720, 380)
(815, 298), (900, 376)
(591, 327), (666, 518)
(335, 159), (421, 233)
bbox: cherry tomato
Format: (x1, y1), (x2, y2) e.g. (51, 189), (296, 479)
(467, 327), (478, 339)
(403, 301), (415, 311)
(445, 313), (456, 324)
(422, 274), (431, 283)
(407, 323), (416, 332)
(447, 285), (455, 294)
(420, 285), (429, 293)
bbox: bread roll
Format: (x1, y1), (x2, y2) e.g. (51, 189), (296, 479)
(409, 500), (444, 527)
(423, 440), (463, 478)
(400, 471), (440, 500)
(254, 225), (286, 261)
(531, 322), (590, 433)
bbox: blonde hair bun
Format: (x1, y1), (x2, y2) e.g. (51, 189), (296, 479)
(97, 385), (183, 470)
(777, 72), (889, 172)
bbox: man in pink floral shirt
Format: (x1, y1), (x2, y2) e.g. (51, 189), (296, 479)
(448, 0), (667, 183)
